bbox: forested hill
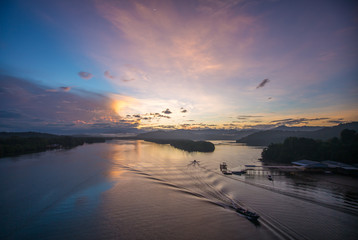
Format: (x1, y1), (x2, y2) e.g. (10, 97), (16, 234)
(145, 139), (215, 152)
(261, 129), (358, 164)
(0, 132), (107, 158)
(237, 122), (358, 146)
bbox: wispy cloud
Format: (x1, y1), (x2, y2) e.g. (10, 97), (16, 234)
(162, 108), (172, 114)
(104, 70), (115, 79)
(95, 0), (259, 95)
(327, 119), (346, 124)
(0, 74), (138, 133)
(45, 89), (58, 92)
(60, 86), (71, 92)
(270, 117), (329, 125)
(121, 77), (135, 82)
(256, 79), (270, 89)
(237, 115), (264, 120)
(46, 86), (71, 92)
(125, 112), (171, 122)
(78, 71), (93, 80)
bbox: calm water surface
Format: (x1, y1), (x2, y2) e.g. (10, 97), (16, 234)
(1, 140), (357, 240)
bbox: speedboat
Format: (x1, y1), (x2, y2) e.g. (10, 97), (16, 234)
(235, 207), (260, 221)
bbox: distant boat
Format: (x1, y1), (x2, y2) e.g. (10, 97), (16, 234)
(188, 160), (200, 166)
(220, 162), (232, 175)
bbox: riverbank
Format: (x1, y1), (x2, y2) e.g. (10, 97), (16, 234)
(0, 132), (108, 158)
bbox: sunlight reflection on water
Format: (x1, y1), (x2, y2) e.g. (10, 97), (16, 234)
(1, 140), (357, 240)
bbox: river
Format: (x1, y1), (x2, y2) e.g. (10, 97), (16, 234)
(1, 140), (357, 240)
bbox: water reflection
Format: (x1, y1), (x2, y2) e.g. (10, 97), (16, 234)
(1, 140), (357, 240)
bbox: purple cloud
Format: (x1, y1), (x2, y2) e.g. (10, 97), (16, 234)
(104, 70), (115, 79)
(0, 74), (139, 134)
(60, 87), (71, 92)
(256, 78), (270, 89)
(45, 89), (58, 92)
(78, 71), (93, 80)
(46, 87), (71, 92)
(237, 115), (264, 120)
(270, 117), (329, 125)
(126, 113), (171, 120)
(121, 77), (135, 82)
(162, 108), (172, 114)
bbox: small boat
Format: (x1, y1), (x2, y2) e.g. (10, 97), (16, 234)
(235, 207), (260, 221)
(220, 162), (232, 175)
(188, 160), (200, 166)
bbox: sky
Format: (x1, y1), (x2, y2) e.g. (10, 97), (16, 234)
(1, 0), (357, 134)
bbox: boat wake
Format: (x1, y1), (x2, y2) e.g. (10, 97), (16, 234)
(112, 161), (312, 240)
(199, 165), (358, 217)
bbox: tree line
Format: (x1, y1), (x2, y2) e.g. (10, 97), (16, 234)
(261, 129), (358, 164)
(0, 132), (107, 158)
(145, 139), (215, 152)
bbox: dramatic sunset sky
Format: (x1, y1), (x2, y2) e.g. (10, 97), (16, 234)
(1, 0), (357, 134)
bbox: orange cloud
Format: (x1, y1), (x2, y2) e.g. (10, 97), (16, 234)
(60, 86), (71, 92)
(111, 94), (139, 116)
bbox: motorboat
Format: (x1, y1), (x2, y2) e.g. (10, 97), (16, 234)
(235, 206), (260, 221)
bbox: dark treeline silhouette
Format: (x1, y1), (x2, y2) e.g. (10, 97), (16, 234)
(136, 129), (258, 140)
(145, 139), (215, 152)
(0, 132), (107, 158)
(261, 129), (358, 164)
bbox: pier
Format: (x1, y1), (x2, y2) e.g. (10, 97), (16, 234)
(244, 165), (302, 176)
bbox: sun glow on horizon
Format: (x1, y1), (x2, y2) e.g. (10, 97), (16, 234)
(0, 0), (357, 134)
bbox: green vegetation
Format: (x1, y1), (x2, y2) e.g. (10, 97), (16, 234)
(261, 129), (358, 164)
(145, 139), (215, 152)
(0, 132), (107, 158)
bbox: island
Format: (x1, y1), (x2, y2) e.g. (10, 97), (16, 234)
(144, 139), (215, 152)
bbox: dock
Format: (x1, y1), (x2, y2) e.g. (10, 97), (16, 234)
(244, 165), (303, 175)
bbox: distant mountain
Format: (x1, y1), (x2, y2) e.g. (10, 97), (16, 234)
(237, 122), (358, 146)
(0, 131), (58, 138)
(272, 125), (323, 131)
(136, 129), (258, 140)
(308, 122), (358, 139)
